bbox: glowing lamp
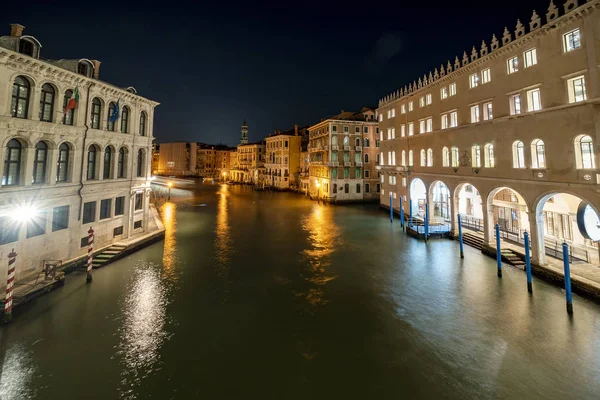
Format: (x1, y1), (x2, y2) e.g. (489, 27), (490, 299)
(13, 204), (38, 222)
(167, 182), (173, 188)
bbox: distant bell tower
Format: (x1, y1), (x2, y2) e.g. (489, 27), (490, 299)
(241, 120), (248, 144)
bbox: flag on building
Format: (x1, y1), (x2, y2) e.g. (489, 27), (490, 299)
(64, 87), (79, 114)
(109, 98), (120, 123)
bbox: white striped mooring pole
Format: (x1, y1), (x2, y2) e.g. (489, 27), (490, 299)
(3, 249), (17, 323)
(87, 227), (94, 283)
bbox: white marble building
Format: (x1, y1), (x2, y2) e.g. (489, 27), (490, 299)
(0, 24), (159, 288)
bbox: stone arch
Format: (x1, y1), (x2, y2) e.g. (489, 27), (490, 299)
(429, 180), (452, 222)
(409, 177), (427, 218)
(453, 182), (484, 232)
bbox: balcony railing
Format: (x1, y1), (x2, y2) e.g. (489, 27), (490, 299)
(355, 146), (362, 151)
(343, 145), (351, 151)
(344, 161), (352, 167)
(327, 161), (340, 167)
(355, 161), (363, 167)
(331, 145), (339, 151)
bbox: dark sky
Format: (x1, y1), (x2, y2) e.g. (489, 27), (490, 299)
(3, 0), (548, 146)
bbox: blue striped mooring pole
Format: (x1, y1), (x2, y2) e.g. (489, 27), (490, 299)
(562, 242), (573, 314)
(389, 194), (393, 222)
(399, 196), (404, 230)
(424, 202), (429, 241)
(457, 213), (464, 258)
(409, 199), (413, 229)
(524, 231), (532, 293)
(495, 224), (502, 277)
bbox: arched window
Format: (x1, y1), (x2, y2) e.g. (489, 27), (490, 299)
(343, 136), (349, 146)
(442, 147), (450, 167)
(344, 183), (349, 193)
(332, 136), (338, 146)
(531, 139), (546, 168)
(33, 141), (48, 184)
(355, 138), (360, 146)
(512, 141), (525, 168)
(103, 147), (113, 179)
(451, 146), (460, 167)
(118, 148), (126, 178)
(331, 169), (337, 179)
(363, 138), (369, 147)
(427, 148), (433, 166)
(87, 145), (98, 180)
(392, 151), (396, 165)
(11, 76), (30, 119)
(364, 153), (369, 163)
(78, 61), (93, 77)
(484, 143), (495, 168)
(19, 39), (34, 57)
(471, 145), (481, 168)
(39, 84), (55, 122)
(376, 153), (380, 165)
(63, 90), (75, 125)
(575, 135), (595, 169)
(56, 143), (70, 182)
(401, 150), (406, 166)
(107, 102), (116, 131)
(91, 98), (102, 129)
(137, 149), (144, 177)
(333, 184), (337, 193)
(420, 149), (426, 166)
(139, 111), (147, 136)
(388, 151), (392, 165)
(121, 106), (129, 133)
(3, 139), (22, 186)
(408, 150), (414, 166)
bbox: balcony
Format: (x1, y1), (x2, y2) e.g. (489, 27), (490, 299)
(331, 145), (339, 151)
(327, 161), (340, 167)
(355, 146), (362, 151)
(355, 162), (363, 167)
(344, 162), (352, 167)
(343, 145), (351, 151)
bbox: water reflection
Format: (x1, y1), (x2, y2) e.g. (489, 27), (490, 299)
(161, 202), (179, 282)
(0, 342), (36, 399)
(298, 205), (340, 307)
(215, 186), (232, 273)
(117, 263), (171, 399)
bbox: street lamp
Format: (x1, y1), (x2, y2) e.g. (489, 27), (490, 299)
(13, 204), (38, 222)
(167, 181), (173, 201)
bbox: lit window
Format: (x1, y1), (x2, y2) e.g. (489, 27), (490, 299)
(509, 94), (521, 115)
(575, 135), (595, 169)
(512, 141), (526, 168)
(427, 149), (433, 167)
(391, 108), (396, 118)
(470, 105), (480, 123)
(507, 56), (519, 74)
(408, 122), (414, 136)
(426, 117), (432, 133)
(450, 111), (458, 127)
(378, 114), (383, 122)
(401, 124), (406, 137)
(567, 75), (587, 103)
(524, 49), (537, 68)
(563, 29), (581, 52)
(484, 143), (495, 168)
(419, 97), (425, 107)
(469, 73), (479, 88)
(440, 87), (448, 99)
(420, 149), (426, 167)
(451, 147), (459, 168)
(408, 101), (413, 111)
(531, 139), (546, 168)
(481, 68), (491, 84)
(442, 147), (450, 167)
(441, 114), (448, 129)
(408, 150), (413, 166)
(419, 119), (425, 133)
(401, 104), (406, 114)
(472, 145), (481, 168)
(402, 177), (407, 187)
(387, 110), (391, 119)
(527, 88), (542, 111)
(483, 102), (493, 120)
(387, 128), (391, 140)
(449, 83), (457, 96)
(401, 151), (406, 166)
(426, 93), (432, 105)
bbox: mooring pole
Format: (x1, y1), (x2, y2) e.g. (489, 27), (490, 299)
(424, 202), (429, 241)
(457, 213), (464, 258)
(3, 249), (17, 323)
(562, 242), (573, 314)
(399, 196), (404, 230)
(389, 194), (393, 222)
(495, 223), (502, 278)
(524, 231), (532, 293)
(87, 227), (94, 283)
(409, 200), (413, 229)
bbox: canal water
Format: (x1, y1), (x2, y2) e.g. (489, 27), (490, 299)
(1, 183), (599, 399)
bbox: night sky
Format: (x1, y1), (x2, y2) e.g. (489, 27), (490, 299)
(3, 0), (549, 146)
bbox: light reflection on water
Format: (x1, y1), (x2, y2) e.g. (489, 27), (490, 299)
(161, 202), (180, 282)
(0, 342), (37, 399)
(215, 186), (232, 277)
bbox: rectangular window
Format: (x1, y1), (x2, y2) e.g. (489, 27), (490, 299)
(365, 183), (370, 193)
(419, 119), (425, 133)
(100, 198), (112, 220)
(527, 88), (542, 111)
(134, 220), (142, 229)
(391, 128), (395, 139)
(0, 217), (19, 245)
(391, 109), (396, 118)
(408, 101), (413, 111)
(563, 29), (581, 52)
(400, 125), (406, 137)
(481, 68), (491, 84)
(401, 104), (406, 114)
(363, 127), (368, 134)
(449, 82), (456, 96)
(426, 117), (432, 133)
(387, 128), (391, 140)
(470, 105), (480, 123)
(507, 56), (519, 74)
(408, 122), (414, 136)
(483, 101), (493, 120)
(378, 114), (382, 122)
(26, 211), (46, 238)
(83, 201), (96, 224)
(135, 193), (143, 211)
(441, 114), (448, 129)
(450, 111), (458, 128)
(115, 196), (125, 215)
(469, 73), (479, 88)
(426, 93), (432, 105)
(524, 48), (537, 67)
(356, 184), (361, 193)
(419, 97), (425, 107)
(509, 94), (521, 115)
(364, 170), (370, 178)
(387, 110), (391, 119)
(441, 87), (448, 99)
(114, 226), (123, 236)
(568, 75), (587, 103)
(52, 205), (69, 232)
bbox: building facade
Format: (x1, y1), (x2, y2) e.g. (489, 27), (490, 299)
(156, 141), (196, 176)
(230, 141), (266, 184)
(0, 24), (158, 287)
(265, 125), (306, 190)
(308, 108), (379, 202)
(377, 0), (600, 266)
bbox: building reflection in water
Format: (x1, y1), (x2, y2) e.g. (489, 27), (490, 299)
(298, 204), (340, 308)
(215, 185), (232, 278)
(0, 343), (36, 399)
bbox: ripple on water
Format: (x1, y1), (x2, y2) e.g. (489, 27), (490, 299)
(0, 342), (37, 399)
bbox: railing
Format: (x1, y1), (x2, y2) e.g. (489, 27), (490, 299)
(355, 146), (362, 151)
(459, 214), (484, 232)
(331, 145), (339, 151)
(328, 161), (340, 167)
(344, 162), (352, 167)
(355, 161), (363, 167)
(344, 146), (351, 151)
(544, 238), (589, 263)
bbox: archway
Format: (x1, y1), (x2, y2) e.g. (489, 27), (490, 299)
(429, 180), (451, 222)
(409, 178), (426, 218)
(455, 183), (483, 231)
(535, 192), (600, 266)
(486, 187), (530, 248)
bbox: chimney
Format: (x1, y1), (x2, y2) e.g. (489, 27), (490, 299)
(294, 124), (298, 136)
(10, 24), (25, 37)
(91, 60), (101, 79)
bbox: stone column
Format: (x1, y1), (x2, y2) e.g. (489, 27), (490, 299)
(23, 146), (35, 187)
(482, 198), (494, 246)
(98, 149), (105, 181)
(528, 212), (546, 266)
(48, 147), (58, 185)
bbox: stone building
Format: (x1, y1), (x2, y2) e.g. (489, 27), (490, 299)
(0, 24), (159, 287)
(308, 108), (379, 202)
(151, 143), (160, 174)
(264, 125), (307, 190)
(230, 141), (266, 184)
(156, 141), (196, 176)
(376, 0), (600, 266)
(197, 144), (234, 180)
